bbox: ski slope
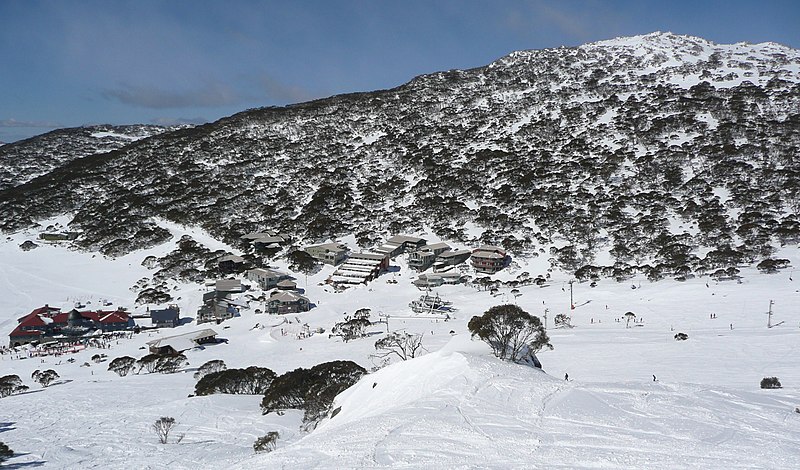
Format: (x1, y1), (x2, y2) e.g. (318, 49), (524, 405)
(0, 227), (798, 468)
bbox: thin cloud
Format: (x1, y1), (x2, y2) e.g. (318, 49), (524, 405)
(102, 83), (241, 109)
(150, 117), (208, 126)
(0, 118), (62, 128)
(257, 74), (315, 104)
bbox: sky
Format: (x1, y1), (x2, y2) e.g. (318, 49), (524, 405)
(1, 0), (798, 143)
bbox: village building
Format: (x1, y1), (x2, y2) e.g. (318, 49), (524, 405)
(329, 251), (390, 286)
(241, 232), (287, 250)
(150, 306), (180, 328)
(267, 291), (311, 314)
(413, 272), (468, 289)
(217, 254), (247, 274)
(246, 268), (291, 290)
(8, 305), (134, 347)
(305, 242), (349, 265)
(38, 232), (79, 242)
(385, 235), (428, 255)
(197, 291), (240, 324)
(215, 278), (247, 294)
(407, 242), (451, 271)
(146, 328), (218, 355)
(433, 249), (472, 271)
(471, 245), (509, 274)
(276, 279), (297, 290)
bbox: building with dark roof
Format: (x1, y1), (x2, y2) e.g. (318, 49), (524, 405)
(151, 306), (180, 328)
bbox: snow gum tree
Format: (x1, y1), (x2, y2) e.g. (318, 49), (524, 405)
(468, 304), (552, 364)
(0, 441), (13, 463)
(253, 431), (280, 453)
(373, 331), (426, 362)
(108, 356), (136, 377)
(193, 359), (227, 380)
(0, 375), (28, 398)
(152, 417), (176, 444)
(32, 369), (59, 387)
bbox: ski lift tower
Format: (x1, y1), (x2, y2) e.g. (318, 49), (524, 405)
(568, 279), (576, 311)
(767, 300), (774, 328)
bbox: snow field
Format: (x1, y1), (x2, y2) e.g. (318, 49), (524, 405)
(0, 226), (798, 468)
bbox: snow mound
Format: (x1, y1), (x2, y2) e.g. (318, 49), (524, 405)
(243, 337), (800, 468)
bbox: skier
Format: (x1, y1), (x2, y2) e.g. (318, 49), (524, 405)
(653, 375), (657, 382)
(564, 373), (569, 381)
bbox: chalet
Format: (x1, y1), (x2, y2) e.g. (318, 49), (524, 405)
(267, 291), (311, 314)
(215, 279), (246, 294)
(305, 242), (349, 265)
(8, 306), (134, 347)
(471, 245), (509, 274)
(433, 249), (472, 271)
(276, 279), (297, 290)
(246, 268), (291, 290)
(329, 251), (390, 286)
(146, 328), (218, 354)
(197, 292), (239, 324)
(386, 235), (428, 255)
(38, 232), (79, 242)
(408, 242), (451, 271)
(217, 254), (247, 274)
(242, 232), (286, 250)
(413, 272), (468, 289)
(150, 306), (180, 328)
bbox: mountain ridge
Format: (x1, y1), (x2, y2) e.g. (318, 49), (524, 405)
(0, 32), (798, 282)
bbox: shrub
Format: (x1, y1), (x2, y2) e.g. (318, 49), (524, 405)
(137, 353), (187, 374)
(32, 369), (59, 387)
(152, 417), (176, 444)
(260, 361), (367, 425)
(253, 431), (280, 453)
(0, 441), (12, 463)
(194, 359), (227, 380)
(0, 374), (28, 398)
(108, 356), (136, 377)
(373, 331), (425, 362)
(195, 366), (276, 396)
(468, 304), (552, 363)
(331, 309), (372, 342)
(760, 377), (782, 389)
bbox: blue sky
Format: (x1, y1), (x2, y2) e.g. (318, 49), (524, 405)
(1, 0), (798, 143)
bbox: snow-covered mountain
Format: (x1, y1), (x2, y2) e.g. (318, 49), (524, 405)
(1, 33), (799, 468)
(0, 124), (185, 192)
(0, 32), (797, 282)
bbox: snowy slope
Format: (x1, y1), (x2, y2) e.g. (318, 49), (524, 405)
(246, 338), (800, 468)
(1, 227), (798, 468)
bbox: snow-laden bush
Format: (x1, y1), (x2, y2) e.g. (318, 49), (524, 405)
(194, 359), (227, 380)
(194, 366), (275, 396)
(253, 431), (280, 453)
(760, 377), (782, 389)
(260, 360), (367, 426)
(108, 356), (136, 377)
(0, 375), (27, 398)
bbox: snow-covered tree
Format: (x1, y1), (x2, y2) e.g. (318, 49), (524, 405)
(468, 304), (552, 363)
(194, 359), (227, 380)
(0, 441), (13, 463)
(373, 331), (425, 362)
(32, 369), (59, 387)
(152, 417), (176, 444)
(253, 432), (280, 453)
(108, 356), (136, 377)
(0, 375), (28, 398)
